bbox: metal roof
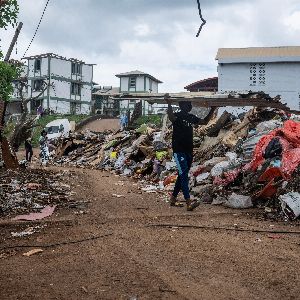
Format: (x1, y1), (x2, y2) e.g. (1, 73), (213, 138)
(22, 53), (95, 66)
(216, 46), (300, 63)
(93, 87), (120, 96)
(184, 77), (218, 89)
(115, 70), (163, 83)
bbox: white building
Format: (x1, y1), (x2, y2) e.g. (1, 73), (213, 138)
(115, 70), (163, 115)
(14, 53), (94, 115)
(217, 46), (300, 110)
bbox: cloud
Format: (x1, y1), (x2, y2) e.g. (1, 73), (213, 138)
(1, 0), (300, 92)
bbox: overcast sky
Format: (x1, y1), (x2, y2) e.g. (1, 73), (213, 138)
(1, 0), (300, 92)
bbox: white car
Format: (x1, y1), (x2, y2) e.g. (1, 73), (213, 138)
(45, 119), (71, 140)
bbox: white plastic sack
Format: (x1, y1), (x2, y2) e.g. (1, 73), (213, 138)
(256, 120), (282, 133)
(196, 172), (210, 183)
(279, 192), (300, 220)
(210, 161), (230, 177)
(225, 152), (237, 161)
(203, 157), (227, 168)
(224, 193), (253, 209)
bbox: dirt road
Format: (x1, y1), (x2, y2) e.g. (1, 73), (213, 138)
(1, 168), (300, 300)
(81, 118), (119, 132)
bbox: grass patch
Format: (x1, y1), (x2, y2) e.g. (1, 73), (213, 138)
(134, 115), (163, 127)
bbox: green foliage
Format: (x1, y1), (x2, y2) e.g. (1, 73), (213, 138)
(134, 115), (163, 127)
(0, 0), (19, 29)
(0, 61), (19, 101)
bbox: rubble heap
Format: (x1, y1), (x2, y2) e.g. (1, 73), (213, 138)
(53, 107), (300, 220)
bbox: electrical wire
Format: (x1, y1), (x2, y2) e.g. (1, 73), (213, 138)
(196, 0), (206, 37)
(22, 0), (51, 58)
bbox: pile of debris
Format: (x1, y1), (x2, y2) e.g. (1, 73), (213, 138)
(0, 168), (75, 218)
(53, 107), (300, 220)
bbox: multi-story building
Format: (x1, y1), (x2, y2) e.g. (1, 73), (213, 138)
(115, 70), (163, 115)
(9, 53), (94, 115)
(92, 86), (120, 116)
(216, 46), (300, 110)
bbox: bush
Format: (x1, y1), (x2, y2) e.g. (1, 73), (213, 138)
(134, 115), (162, 127)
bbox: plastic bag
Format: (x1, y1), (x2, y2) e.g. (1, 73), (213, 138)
(224, 193), (253, 209)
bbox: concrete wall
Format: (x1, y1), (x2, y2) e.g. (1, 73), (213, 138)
(218, 62), (300, 110)
(120, 77), (129, 92)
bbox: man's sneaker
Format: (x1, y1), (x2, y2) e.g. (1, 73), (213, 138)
(170, 196), (184, 207)
(186, 200), (200, 211)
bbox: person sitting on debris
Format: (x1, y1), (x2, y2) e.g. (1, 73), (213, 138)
(25, 138), (33, 162)
(165, 97), (216, 211)
(39, 130), (49, 166)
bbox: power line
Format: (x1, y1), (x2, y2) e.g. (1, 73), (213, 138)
(22, 0), (51, 58)
(196, 0), (206, 37)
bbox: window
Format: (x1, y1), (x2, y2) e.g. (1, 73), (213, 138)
(33, 80), (44, 91)
(129, 77), (136, 91)
(34, 59), (41, 72)
(31, 99), (43, 113)
(258, 63), (266, 86)
(71, 82), (81, 95)
(249, 63), (257, 86)
(250, 63), (266, 86)
(71, 62), (82, 75)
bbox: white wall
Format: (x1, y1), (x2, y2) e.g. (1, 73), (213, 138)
(136, 77), (144, 92)
(151, 80), (158, 93)
(51, 58), (71, 78)
(218, 62), (300, 110)
(82, 64), (93, 83)
(120, 77), (129, 92)
(50, 79), (70, 99)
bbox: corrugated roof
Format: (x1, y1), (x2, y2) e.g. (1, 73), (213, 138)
(216, 46), (300, 63)
(115, 70), (163, 83)
(184, 77), (218, 89)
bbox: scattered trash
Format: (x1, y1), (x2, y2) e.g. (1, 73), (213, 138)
(12, 205), (57, 221)
(112, 194), (125, 198)
(279, 192), (300, 220)
(23, 249), (43, 257)
(47, 104), (300, 220)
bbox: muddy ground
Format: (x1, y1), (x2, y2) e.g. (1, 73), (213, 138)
(0, 167), (300, 300)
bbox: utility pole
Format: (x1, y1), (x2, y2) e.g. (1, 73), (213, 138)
(4, 22), (23, 61)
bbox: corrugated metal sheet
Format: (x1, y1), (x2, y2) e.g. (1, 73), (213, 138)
(216, 47), (300, 63)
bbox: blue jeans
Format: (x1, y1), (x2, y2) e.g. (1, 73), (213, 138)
(173, 152), (193, 200)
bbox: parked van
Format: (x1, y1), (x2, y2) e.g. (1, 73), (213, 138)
(44, 119), (71, 140)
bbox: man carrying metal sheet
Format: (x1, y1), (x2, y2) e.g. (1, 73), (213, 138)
(165, 96), (216, 211)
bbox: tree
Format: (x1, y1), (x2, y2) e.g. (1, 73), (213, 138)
(9, 78), (50, 151)
(0, 0), (19, 29)
(0, 0), (19, 168)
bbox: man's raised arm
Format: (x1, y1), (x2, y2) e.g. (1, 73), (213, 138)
(165, 94), (176, 123)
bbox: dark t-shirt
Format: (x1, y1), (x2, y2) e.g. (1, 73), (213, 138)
(172, 111), (200, 154)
